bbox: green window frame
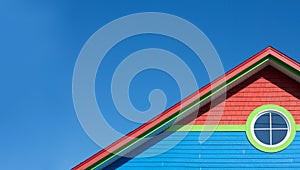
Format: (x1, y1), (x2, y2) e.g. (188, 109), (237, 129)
(246, 104), (296, 153)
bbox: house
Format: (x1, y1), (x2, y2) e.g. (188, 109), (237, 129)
(73, 47), (300, 169)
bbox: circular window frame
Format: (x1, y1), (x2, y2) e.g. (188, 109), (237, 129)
(246, 104), (296, 153)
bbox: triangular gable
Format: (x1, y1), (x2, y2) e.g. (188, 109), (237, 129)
(73, 46), (300, 169)
(175, 65), (300, 126)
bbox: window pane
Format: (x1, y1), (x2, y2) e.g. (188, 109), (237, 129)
(272, 113), (287, 128)
(254, 130), (270, 145)
(272, 130), (288, 145)
(254, 113), (270, 128)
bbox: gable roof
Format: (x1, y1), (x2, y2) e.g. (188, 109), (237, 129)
(73, 46), (300, 170)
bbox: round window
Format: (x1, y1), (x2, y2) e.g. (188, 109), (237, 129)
(246, 104), (296, 153)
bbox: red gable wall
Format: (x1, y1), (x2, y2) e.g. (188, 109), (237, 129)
(178, 66), (300, 125)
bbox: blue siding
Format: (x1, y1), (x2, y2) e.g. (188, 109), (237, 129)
(103, 132), (300, 169)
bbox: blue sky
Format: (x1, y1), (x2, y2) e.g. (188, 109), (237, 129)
(1, 1), (300, 169)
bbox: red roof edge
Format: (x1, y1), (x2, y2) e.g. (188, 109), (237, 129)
(73, 46), (300, 170)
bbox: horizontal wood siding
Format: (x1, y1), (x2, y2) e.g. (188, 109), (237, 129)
(104, 132), (300, 169)
(178, 66), (300, 125)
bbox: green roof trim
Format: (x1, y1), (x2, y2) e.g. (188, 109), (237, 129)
(269, 54), (300, 77)
(167, 124), (300, 132)
(166, 125), (246, 131)
(88, 55), (300, 169)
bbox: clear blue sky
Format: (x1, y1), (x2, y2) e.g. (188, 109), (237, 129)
(1, 1), (300, 169)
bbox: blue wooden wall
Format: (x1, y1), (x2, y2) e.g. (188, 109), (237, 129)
(103, 132), (300, 169)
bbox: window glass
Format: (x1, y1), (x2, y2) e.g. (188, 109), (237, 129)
(254, 113), (270, 128)
(272, 130), (288, 145)
(253, 111), (289, 146)
(272, 113), (287, 128)
(254, 130), (270, 145)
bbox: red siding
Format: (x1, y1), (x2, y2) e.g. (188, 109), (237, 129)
(178, 66), (300, 125)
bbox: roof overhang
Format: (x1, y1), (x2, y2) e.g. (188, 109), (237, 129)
(73, 46), (300, 170)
